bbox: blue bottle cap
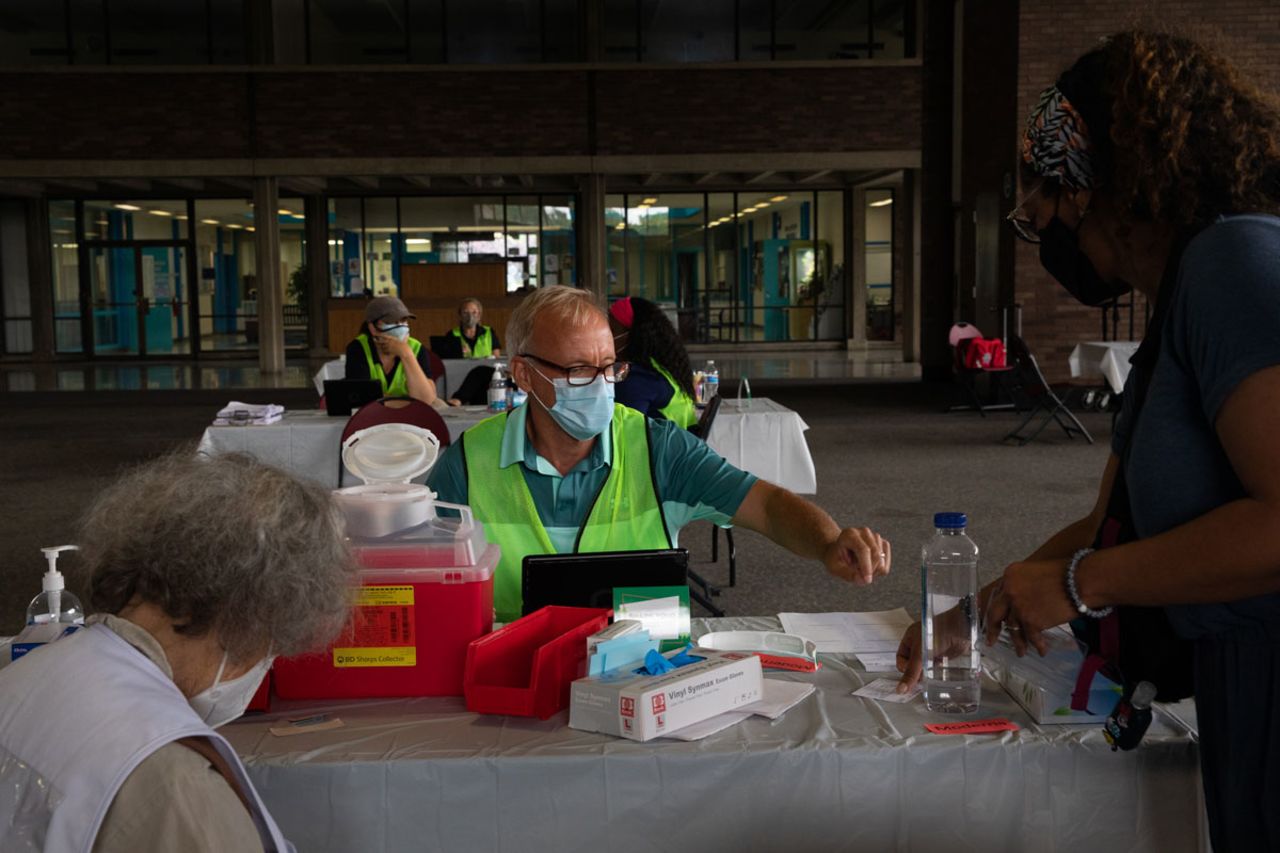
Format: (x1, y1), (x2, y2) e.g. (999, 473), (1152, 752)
(934, 512), (967, 529)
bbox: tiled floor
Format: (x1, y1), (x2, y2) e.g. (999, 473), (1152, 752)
(0, 347), (920, 393)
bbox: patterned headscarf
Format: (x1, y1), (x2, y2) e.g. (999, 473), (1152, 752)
(1021, 85), (1096, 190)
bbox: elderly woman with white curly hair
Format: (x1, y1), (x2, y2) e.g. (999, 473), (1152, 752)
(0, 452), (356, 853)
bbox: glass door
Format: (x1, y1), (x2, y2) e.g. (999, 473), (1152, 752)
(89, 247), (140, 356)
(87, 243), (190, 356)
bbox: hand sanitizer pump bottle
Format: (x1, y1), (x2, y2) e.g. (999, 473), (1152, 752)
(27, 545), (85, 626)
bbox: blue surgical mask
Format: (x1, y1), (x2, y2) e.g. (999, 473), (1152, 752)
(377, 323), (410, 342)
(530, 371), (615, 441)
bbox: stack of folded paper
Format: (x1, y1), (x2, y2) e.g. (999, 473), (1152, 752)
(213, 401), (285, 426)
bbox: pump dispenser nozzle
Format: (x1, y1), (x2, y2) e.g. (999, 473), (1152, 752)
(38, 545), (78, 624)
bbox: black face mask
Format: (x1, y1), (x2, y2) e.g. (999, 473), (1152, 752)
(1038, 217), (1131, 306)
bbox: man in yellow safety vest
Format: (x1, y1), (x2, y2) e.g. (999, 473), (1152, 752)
(427, 285), (891, 622)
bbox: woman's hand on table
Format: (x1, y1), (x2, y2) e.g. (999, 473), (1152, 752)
(896, 580), (1003, 692)
(894, 609), (974, 693)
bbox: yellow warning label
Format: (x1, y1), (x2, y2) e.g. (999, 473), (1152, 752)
(356, 585), (414, 607)
(332, 646), (417, 667)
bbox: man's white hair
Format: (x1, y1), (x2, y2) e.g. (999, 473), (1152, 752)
(506, 286), (606, 356)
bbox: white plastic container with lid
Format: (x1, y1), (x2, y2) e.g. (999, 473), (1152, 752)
(334, 423), (442, 539)
(347, 503), (488, 569)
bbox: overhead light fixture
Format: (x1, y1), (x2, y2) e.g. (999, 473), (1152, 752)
(278, 209), (293, 216)
(327, 239), (341, 246)
(149, 209), (172, 217)
(246, 226), (255, 232)
(113, 203), (141, 211)
(175, 214), (188, 220)
(869, 198), (893, 207)
(770, 195), (788, 203)
(201, 219), (220, 225)
(405, 238), (431, 245)
(755, 202), (771, 209)
(227, 223), (243, 230)
(641, 197), (658, 205)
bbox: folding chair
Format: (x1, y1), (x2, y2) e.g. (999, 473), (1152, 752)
(338, 397), (452, 486)
(1002, 336), (1094, 446)
(426, 350), (447, 397)
(947, 322), (1016, 416)
(685, 396), (730, 616)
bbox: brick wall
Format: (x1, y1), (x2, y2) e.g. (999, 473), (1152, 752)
(1017, 0), (1280, 380)
(0, 65), (922, 162)
(594, 67), (922, 155)
(254, 71), (591, 159)
(0, 74), (252, 159)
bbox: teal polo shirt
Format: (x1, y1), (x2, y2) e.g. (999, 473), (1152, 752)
(427, 404), (757, 553)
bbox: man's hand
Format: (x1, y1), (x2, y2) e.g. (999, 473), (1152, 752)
(823, 527), (890, 585)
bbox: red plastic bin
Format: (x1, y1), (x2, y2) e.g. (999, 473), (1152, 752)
(464, 606), (610, 720)
(274, 544), (498, 699)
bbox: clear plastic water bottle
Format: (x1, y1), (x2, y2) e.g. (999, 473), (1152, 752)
(511, 383), (528, 408)
(702, 360), (719, 404)
(921, 512), (980, 713)
(487, 365), (510, 413)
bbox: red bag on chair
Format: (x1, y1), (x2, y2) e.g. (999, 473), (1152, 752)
(964, 338), (1006, 369)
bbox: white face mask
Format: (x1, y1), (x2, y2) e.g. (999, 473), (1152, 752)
(189, 651), (274, 729)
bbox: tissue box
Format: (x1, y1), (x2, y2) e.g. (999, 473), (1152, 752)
(569, 649), (763, 741)
(983, 629), (1124, 724)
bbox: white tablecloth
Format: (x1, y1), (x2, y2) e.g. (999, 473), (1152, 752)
(1068, 341), (1140, 394)
(314, 356), (505, 401)
(199, 397), (817, 493)
(197, 408), (486, 487)
(708, 397), (817, 494)
(221, 616), (1204, 853)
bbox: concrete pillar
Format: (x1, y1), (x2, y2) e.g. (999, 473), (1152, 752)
(919, 0), (957, 380)
(254, 176), (286, 373)
(579, 173), (606, 298)
(583, 0), (602, 62)
(25, 199), (55, 361)
(304, 194), (331, 356)
(848, 187), (867, 350)
(903, 169), (922, 364)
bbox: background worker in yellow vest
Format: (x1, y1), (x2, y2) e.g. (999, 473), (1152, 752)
(451, 298), (503, 358)
(427, 285), (892, 622)
(608, 296), (698, 429)
(344, 295), (439, 405)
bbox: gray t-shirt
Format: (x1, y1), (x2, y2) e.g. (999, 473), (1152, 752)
(1114, 214), (1280, 641)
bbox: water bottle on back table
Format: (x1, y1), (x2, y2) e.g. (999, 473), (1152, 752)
(702, 360), (719, 404)
(488, 364), (510, 413)
(921, 512), (980, 713)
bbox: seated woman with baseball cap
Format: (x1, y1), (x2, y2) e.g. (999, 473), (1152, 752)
(344, 295), (439, 405)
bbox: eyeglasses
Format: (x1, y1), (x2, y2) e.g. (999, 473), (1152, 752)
(520, 353), (630, 385)
(1005, 182), (1046, 244)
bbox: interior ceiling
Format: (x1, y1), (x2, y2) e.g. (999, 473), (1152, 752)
(0, 168), (896, 201)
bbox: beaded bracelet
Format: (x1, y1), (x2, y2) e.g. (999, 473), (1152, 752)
(1066, 548), (1114, 619)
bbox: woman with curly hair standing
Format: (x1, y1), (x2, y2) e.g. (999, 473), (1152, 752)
(608, 296), (699, 428)
(896, 31), (1280, 847)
